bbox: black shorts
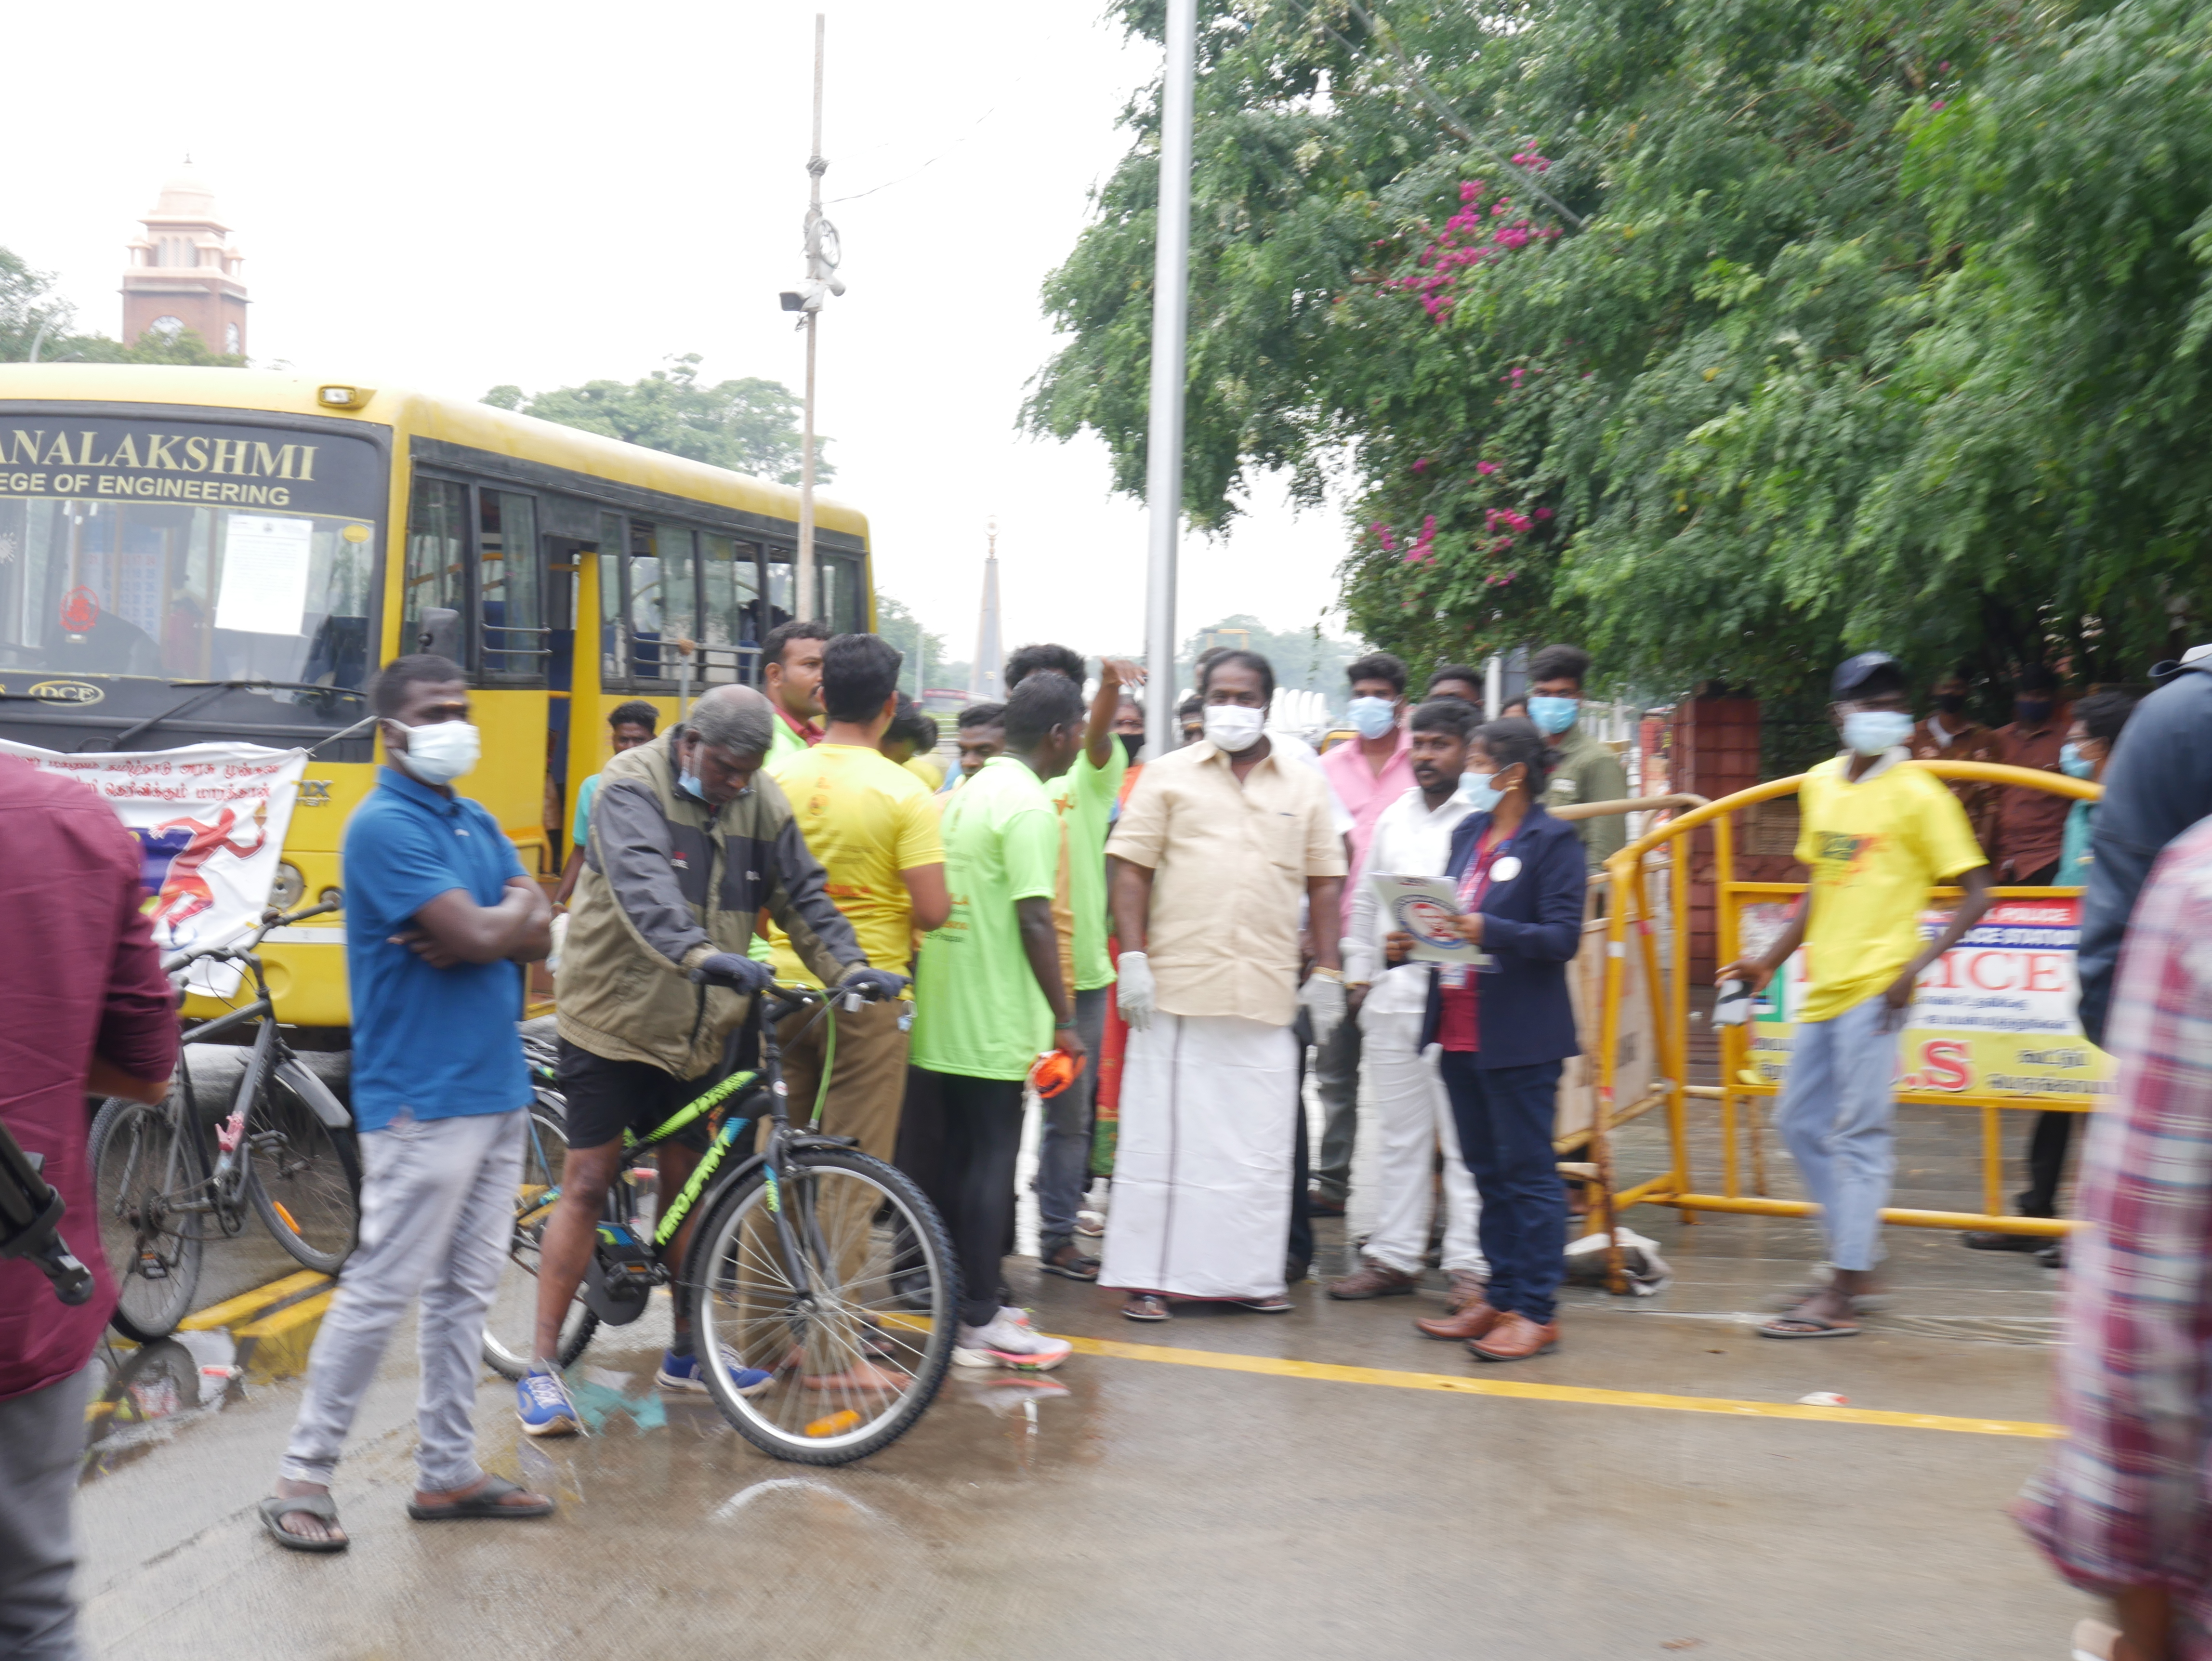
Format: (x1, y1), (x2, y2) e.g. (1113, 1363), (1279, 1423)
(555, 1039), (713, 1152)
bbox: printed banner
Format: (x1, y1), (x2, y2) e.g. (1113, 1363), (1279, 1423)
(0, 738), (308, 997)
(1737, 896), (2114, 1105)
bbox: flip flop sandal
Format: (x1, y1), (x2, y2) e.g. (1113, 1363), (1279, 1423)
(406, 1474), (555, 1522)
(1121, 1294), (1170, 1322)
(260, 1492), (348, 1553)
(1039, 1248), (1101, 1282)
(1237, 1295), (1293, 1314)
(1758, 1312), (1862, 1339)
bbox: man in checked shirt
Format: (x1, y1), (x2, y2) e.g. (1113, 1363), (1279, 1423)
(2017, 813), (2212, 1661)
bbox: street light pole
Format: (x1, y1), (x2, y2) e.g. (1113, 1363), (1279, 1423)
(796, 12), (827, 623)
(1142, 0), (1197, 759)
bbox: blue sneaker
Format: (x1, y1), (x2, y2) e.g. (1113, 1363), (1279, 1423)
(657, 1346), (773, 1398)
(516, 1369), (579, 1437)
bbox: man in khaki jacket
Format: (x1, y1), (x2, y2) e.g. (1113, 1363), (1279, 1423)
(520, 685), (902, 1431)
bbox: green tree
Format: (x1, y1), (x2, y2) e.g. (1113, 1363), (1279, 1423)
(486, 356), (829, 486)
(875, 591), (969, 697)
(1028, 0), (2207, 701)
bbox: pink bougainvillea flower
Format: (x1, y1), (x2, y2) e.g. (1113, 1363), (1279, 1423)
(1412, 458), (1431, 475)
(1476, 461), (1499, 475)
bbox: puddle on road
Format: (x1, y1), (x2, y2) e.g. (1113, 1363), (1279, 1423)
(80, 1332), (247, 1480)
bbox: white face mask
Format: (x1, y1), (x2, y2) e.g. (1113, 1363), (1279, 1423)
(1840, 709), (1912, 758)
(394, 718), (480, 785)
(1347, 696), (1397, 740)
(1202, 704), (1266, 753)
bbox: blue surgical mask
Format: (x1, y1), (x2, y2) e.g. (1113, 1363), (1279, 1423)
(1459, 769), (1503, 814)
(678, 768), (707, 801)
(2060, 742), (2094, 779)
(1527, 695), (1579, 737)
(1842, 709), (1914, 757)
(1347, 696), (1397, 740)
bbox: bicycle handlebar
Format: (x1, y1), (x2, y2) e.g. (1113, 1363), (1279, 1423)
(161, 898), (342, 978)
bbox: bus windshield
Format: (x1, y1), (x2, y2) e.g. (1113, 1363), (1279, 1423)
(0, 414), (384, 692)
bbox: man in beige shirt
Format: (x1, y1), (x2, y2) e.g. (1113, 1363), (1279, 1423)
(1101, 650), (1348, 1321)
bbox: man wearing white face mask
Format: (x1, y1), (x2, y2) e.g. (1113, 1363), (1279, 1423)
(266, 655), (557, 1551)
(1716, 651), (1993, 1340)
(1312, 652), (1417, 1214)
(1524, 643), (1629, 873)
(1103, 650), (1348, 1319)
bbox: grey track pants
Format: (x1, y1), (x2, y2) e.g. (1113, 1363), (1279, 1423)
(280, 1107), (523, 1492)
(0, 1369), (91, 1661)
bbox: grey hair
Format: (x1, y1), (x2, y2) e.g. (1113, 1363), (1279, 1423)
(683, 684), (776, 758)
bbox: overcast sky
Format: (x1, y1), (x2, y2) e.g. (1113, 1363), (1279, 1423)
(6, 0), (1356, 666)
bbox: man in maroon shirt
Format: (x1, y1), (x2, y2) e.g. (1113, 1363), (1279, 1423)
(0, 756), (179, 1660)
(1994, 664), (2072, 885)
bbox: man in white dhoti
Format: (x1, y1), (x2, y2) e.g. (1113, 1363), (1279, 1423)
(1329, 697), (1488, 1310)
(1102, 650), (1348, 1321)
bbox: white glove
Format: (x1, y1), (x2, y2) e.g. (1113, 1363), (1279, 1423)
(1117, 950), (1157, 1032)
(1301, 970), (1346, 1045)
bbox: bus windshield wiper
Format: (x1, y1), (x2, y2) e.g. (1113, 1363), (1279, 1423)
(107, 680), (365, 751)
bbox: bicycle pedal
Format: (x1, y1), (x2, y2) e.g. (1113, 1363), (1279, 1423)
(136, 1252), (169, 1280)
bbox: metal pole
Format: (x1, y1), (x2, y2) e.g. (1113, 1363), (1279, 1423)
(796, 13), (826, 621)
(1142, 0), (1197, 760)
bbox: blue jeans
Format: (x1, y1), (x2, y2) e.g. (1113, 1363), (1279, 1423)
(1773, 992), (1900, 1273)
(1035, 985), (1109, 1256)
(1439, 1055), (1567, 1325)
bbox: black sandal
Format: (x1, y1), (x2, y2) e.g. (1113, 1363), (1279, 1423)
(260, 1492), (348, 1553)
(406, 1474), (555, 1522)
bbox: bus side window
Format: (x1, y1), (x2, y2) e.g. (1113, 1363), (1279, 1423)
(479, 490), (542, 680)
(598, 514), (627, 684)
(701, 534), (761, 685)
(764, 551), (795, 634)
(405, 478), (470, 664)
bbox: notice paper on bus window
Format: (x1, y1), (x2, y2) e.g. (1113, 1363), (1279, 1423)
(214, 514), (315, 636)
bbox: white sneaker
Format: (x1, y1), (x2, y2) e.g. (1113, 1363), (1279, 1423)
(953, 1311), (1073, 1371)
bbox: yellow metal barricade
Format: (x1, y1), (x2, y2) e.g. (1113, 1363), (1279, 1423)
(1591, 762), (2104, 1263)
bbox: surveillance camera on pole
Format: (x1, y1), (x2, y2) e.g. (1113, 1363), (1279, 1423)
(789, 17), (841, 621)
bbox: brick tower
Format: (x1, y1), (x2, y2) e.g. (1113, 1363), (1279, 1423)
(121, 164), (248, 357)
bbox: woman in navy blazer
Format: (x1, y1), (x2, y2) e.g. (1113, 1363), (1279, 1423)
(1386, 717), (1585, 1363)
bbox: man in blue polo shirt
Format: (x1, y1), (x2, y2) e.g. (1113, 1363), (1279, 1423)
(263, 654), (556, 1552)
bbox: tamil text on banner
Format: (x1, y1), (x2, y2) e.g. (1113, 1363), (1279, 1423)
(1737, 896), (2113, 1105)
(0, 739), (307, 997)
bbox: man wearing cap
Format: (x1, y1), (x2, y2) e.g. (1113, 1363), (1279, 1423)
(1716, 651), (1994, 1338)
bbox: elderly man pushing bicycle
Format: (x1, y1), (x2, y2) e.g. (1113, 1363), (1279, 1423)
(521, 682), (905, 1435)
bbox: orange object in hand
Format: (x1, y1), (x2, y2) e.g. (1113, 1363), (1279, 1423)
(1029, 1049), (1080, 1099)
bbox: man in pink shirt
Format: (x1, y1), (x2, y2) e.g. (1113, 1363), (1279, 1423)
(1310, 652), (1418, 1214)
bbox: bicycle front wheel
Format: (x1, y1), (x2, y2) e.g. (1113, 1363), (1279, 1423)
(89, 1094), (203, 1342)
(685, 1147), (956, 1465)
(246, 1075), (361, 1274)
(481, 1107), (599, 1379)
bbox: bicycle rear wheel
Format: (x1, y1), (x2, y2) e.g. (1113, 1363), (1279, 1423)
(684, 1147), (956, 1465)
(245, 1075), (361, 1274)
(89, 1094), (203, 1342)
(481, 1107), (599, 1379)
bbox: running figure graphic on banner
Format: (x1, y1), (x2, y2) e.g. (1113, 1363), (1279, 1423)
(147, 806), (268, 933)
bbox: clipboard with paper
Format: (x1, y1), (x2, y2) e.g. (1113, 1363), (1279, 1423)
(1370, 873), (1496, 971)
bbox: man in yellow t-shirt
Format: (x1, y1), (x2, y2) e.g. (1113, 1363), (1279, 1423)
(1718, 651), (1993, 1340)
(762, 634), (947, 1166)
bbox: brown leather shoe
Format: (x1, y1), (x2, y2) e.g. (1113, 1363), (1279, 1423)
(1415, 1297), (1502, 1341)
(1326, 1259), (1419, 1300)
(1445, 1269), (1488, 1312)
(1468, 1313), (1558, 1363)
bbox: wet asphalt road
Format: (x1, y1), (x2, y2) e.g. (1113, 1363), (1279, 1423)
(71, 1102), (2095, 1661)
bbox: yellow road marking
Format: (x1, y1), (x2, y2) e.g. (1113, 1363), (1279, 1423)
(176, 1270), (331, 1332)
(1059, 1335), (2063, 1439)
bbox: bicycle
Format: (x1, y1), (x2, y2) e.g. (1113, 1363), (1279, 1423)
(89, 901), (363, 1342)
(480, 982), (958, 1466)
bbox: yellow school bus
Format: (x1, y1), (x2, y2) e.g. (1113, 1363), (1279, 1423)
(0, 364), (874, 1033)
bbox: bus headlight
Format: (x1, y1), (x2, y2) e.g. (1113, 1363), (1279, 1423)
(269, 863), (306, 909)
